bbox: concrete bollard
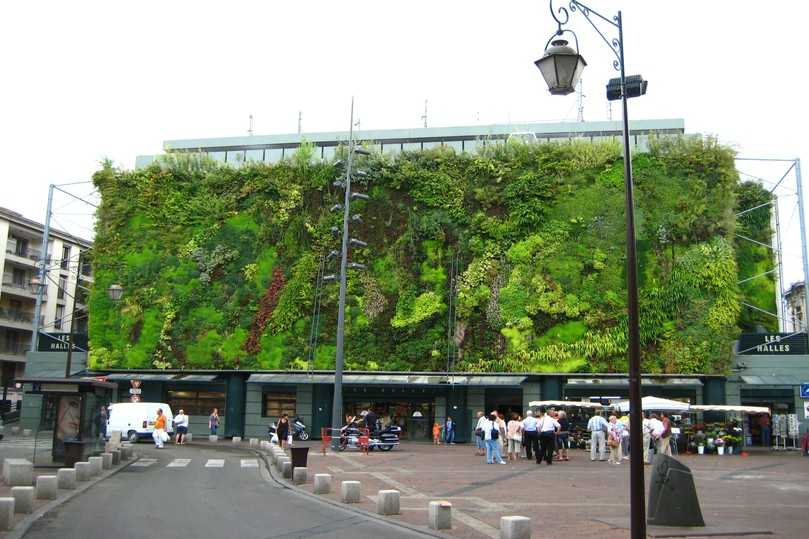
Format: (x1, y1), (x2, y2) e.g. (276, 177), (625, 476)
(293, 467), (308, 485)
(111, 450), (121, 466)
(249, 438), (259, 448)
(22, 429), (32, 437)
(260, 441), (269, 452)
(429, 500), (453, 530)
(88, 457), (104, 476)
(11, 487), (34, 514)
(57, 468), (76, 490)
(0, 498), (15, 531)
(75, 462), (92, 482)
(232, 436), (242, 444)
(377, 489), (400, 516)
(208, 434), (218, 442)
(102, 453), (113, 470)
(35, 475), (58, 500)
(2, 459), (33, 487)
(313, 474), (332, 494)
(500, 516), (532, 539)
(10, 426), (20, 435)
(341, 481), (361, 504)
(280, 460), (293, 479)
(121, 446), (133, 460)
(185, 433), (192, 443)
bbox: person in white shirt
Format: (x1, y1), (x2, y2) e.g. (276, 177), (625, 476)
(587, 411), (608, 461)
(174, 409), (189, 445)
(481, 412), (506, 464)
(642, 413), (654, 464)
(537, 408), (560, 465)
(649, 413), (664, 455)
(521, 410), (539, 461)
(607, 416), (624, 464)
(474, 411), (486, 456)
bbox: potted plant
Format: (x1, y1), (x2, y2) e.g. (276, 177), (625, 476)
(694, 430), (706, 455)
(715, 436), (725, 455)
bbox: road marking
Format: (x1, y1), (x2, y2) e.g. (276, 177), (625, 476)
(131, 459), (157, 467)
(204, 459), (225, 468)
(240, 459), (259, 468)
(167, 459), (192, 468)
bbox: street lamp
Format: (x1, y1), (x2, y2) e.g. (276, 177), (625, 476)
(538, 2), (647, 537)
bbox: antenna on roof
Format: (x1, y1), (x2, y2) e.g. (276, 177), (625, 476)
(576, 79), (585, 122)
(421, 99), (428, 128)
(248, 114), (254, 136)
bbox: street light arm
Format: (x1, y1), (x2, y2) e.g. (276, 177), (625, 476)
(550, 0), (622, 69)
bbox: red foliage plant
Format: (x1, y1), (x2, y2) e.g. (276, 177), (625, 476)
(244, 267), (286, 354)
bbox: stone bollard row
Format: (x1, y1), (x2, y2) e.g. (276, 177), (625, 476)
(500, 516), (531, 539)
(121, 446), (133, 460)
(280, 460), (293, 479)
(209, 434), (218, 442)
(35, 475), (58, 500)
(10, 426), (20, 435)
(185, 433), (193, 443)
(341, 481), (361, 504)
(249, 438), (259, 448)
(88, 457), (104, 476)
(292, 467), (307, 485)
(3, 459), (33, 487)
(11, 487), (34, 514)
(232, 436), (242, 444)
(111, 449), (121, 465)
(75, 462), (92, 482)
(313, 474), (331, 494)
(377, 490), (400, 516)
(0, 498), (14, 531)
(57, 468), (77, 490)
(22, 429), (32, 437)
(429, 500), (452, 530)
(102, 453), (113, 470)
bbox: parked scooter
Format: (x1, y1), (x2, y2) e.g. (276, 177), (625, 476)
(338, 422), (401, 452)
(267, 416), (310, 442)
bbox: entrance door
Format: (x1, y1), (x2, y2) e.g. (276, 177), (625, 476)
(446, 387), (468, 441)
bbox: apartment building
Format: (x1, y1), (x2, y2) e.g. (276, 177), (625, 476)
(784, 281), (806, 333)
(0, 207), (92, 401)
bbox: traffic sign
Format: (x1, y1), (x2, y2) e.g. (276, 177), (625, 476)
(800, 383), (809, 399)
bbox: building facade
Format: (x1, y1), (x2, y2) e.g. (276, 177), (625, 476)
(0, 207), (92, 406)
(784, 281), (806, 333)
(135, 118), (685, 168)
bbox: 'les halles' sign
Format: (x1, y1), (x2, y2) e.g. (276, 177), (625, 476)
(738, 333), (809, 355)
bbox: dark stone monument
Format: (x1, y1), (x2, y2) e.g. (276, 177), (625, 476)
(647, 454), (705, 527)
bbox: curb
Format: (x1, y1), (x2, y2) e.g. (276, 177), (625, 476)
(1, 454), (142, 539)
(246, 447), (455, 539)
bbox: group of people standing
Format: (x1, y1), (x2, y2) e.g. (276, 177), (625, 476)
(151, 407), (190, 448)
(587, 410), (673, 464)
(474, 408), (569, 465)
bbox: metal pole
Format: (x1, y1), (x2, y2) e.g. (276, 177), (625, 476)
(794, 158), (809, 334)
(30, 184), (54, 356)
(64, 303), (76, 378)
(616, 11), (646, 538)
(330, 98), (356, 449)
(773, 194), (786, 331)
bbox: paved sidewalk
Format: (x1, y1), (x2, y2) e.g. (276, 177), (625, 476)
(285, 441), (807, 538)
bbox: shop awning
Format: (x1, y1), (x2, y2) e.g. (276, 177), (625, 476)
(690, 404), (771, 415)
(176, 375), (219, 382)
(247, 373), (335, 384)
(246, 373), (526, 387)
(740, 375), (796, 386)
(528, 400), (603, 409)
(104, 373), (177, 381)
(614, 396), (691, 412)
(567, 377), (703, 386)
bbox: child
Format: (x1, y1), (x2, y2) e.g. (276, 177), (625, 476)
(432, 422), (442, 445)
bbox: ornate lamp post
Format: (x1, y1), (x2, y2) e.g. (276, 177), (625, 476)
(537, 2), (648, 537)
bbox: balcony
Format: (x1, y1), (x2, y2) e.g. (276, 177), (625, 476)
(4, 245), (40, 268)
(0, 281), (44, 301)
(0, 308), (37, 331)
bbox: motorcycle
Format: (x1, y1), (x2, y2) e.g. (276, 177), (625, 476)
(338, 423), (401, 452)
(267, 416), (310, 442)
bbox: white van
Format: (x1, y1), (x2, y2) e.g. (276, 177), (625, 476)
(107, 402), (174, 443)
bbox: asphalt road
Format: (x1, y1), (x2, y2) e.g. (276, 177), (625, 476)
(24, 442), (428, 539)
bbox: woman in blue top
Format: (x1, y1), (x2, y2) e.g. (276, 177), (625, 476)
(444, 416), (456, 445)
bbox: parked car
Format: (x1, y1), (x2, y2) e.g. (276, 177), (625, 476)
(107, 402), (174, 443)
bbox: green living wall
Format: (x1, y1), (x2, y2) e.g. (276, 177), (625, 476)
(88, 136), (774, 374)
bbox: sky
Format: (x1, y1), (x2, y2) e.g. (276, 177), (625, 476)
(1, 0), (807, 291)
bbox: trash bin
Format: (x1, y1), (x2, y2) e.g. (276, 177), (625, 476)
(64, 440), (88, 468)
(290, 446), (309, 468)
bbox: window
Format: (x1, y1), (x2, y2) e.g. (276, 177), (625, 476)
(61, 245), (71, 270)
(58, 276), (67, 300)
(12, 268), (26, 286)
(263, 389), (296, 418)
(54, 305), (64, 330)
(166, 389), (225, 416)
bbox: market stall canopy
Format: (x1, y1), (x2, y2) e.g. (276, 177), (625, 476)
(528, 400), (604, 409)
(689, 404), (771, 415)
(614, 396), (690, 412)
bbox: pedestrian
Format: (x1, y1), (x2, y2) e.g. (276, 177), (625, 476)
(152, 408), (167, 449)
(474, 411), (486, 456)
(522, 410), (539, 460)
(174, 409), (189, 445)
(444, 416), (456, 445)
(607, 415), (624, 464)
(537, 407), (560, 465)
(495, 411), (507, 456)
(277, 413), (290, 449)
(758, 414), (771, 447)
(649, 413), (663, 458)
(658, 413), (673, 456)
(482, 412), (506, 464)
(620, 414), (631, 460)
(507, 412), (523, 461)
(433, 422), (442, 445)
(642, 412), (653, 464)
(587, 411), (608, 461)
(556, 410), (570, 461)
(209, 408), (219, 436)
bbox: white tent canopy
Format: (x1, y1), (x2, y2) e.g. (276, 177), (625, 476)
(614, 396), (690, 413)
(528, 400), (604, 409)
(689, 404), (771, 415)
